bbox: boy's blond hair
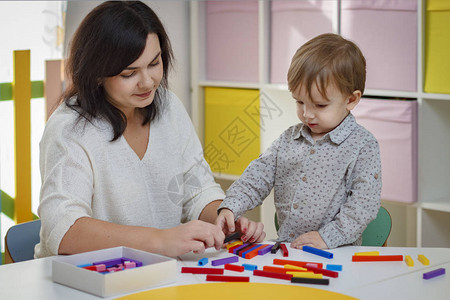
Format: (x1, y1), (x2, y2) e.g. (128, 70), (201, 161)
(287, 33), (366, 100)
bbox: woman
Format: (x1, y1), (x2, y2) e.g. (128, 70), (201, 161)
(36, 1), (265, 258)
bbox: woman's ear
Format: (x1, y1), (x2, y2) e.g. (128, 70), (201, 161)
(346, 90), (362, 111)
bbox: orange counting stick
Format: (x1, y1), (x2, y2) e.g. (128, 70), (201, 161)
(245, 244), (268, 259)
(352, 255), (403, 262)
(273, 259), (323, 269)
(263, 266), (307, 274)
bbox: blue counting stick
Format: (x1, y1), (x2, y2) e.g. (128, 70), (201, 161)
(198, 258), (208, 266)
(326, 264), (342, 271)
(302, 246), (334, 259)
(242, 263), (257, 271)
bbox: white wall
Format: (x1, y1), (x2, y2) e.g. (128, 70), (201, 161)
(64, 1), (191, 111)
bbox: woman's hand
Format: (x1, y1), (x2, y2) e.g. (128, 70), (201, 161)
(157, 220), (225, 257)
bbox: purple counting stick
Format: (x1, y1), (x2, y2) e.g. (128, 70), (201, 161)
(233, 243), (249, 255)
(211, 256), (239, 266)
(258, 244), (273, 256)
(423, 268), (446, 280)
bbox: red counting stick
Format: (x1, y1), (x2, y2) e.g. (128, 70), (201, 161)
(206, 275), (250, 282)
(352, 255), (403, 262)
(224, 264), (245, 272)
(253, 270), (293, 281)
(304, 264), (339, 278)
(280, 243), (289, 257)
(181, 267), (224, 274)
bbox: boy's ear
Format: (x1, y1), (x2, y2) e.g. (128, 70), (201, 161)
(346, 90), (362, 111)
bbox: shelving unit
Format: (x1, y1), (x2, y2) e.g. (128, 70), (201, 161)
(190, 0), (450, 247)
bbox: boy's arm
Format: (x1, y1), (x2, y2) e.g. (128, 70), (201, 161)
(318, 139), (382, 249)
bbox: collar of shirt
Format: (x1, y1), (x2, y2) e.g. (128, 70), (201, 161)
(292, 113), (357, 145)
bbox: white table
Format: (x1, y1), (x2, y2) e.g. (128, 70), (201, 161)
(1, 245), (449, 299)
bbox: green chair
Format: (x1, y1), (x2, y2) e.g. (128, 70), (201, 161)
(274, 206), (392, 247)
(4, 219), (41, 263)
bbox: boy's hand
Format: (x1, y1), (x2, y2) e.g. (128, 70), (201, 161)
(216, 208), (236, 235)
(290, 231), (328, 249)
(216, 209), (266, 243)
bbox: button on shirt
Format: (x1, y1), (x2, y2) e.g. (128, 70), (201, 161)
(219, 114), (382, 248)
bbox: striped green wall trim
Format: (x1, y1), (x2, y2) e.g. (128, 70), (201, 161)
(0, 190), (14, 220)
(0, 190), (38, 220)
(0, 81), (44, 101)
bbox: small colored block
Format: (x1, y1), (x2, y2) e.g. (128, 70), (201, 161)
(227, 240), (243, 250)
(287, 271), (323, 279)
(258, 244), (273, 256)
(304, 264), (339, 278)
(236, 244), (256, 256)
(225, 264), (245, 272)
(241, 244), (262, 258)
(95, 264), (107, 272)
(302, 246), (333, 259)
(352, 255), (403, 262)
(253, 270), (292, 281)
(291, 277), (330, 285)
(228, 243), (244, 253)
(405, 256), (414, 267)
(198, 258), (208, 266)
(244, 244), (267, 259)
(233, 243), (250, 255)
(280, 243), (289, 257)
(326, 264), (342, 271)
(224, 231), (242, 243)
(242, 264), (257, 271)
(354, 251), (380, 256)
(273, 259), (323, 269)
(284, 264), (307, 271)
(93, 258), (123, 267)
(418, 254), (430, 266)
(82, 265), (98, 271)
(206, 275), (250, 282)
(271, 242), (281, 254)
(423, 268), (445, 280)
(211, 256), (239, 266)
(181, 267), (224, 274)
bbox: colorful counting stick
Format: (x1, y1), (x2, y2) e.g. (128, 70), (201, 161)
(352, 255), (403, 262)
(291, 277), (330, 285)
(198, 258), (208, 266)
(354, 251), (379, 256)
(244, 244), (268, 259)
(263, 266), (302, 274)
(253, 270), (292, 281)
(326, 264), (342, 271)
(227, 240), (243, 250)
(211, 256), (239, 266)
(206, 275), (250, 282)
(224, 232), (242, 243)
(304, 264), (339, 278)
(280, 243), (289, 257)
(302, 246), (333, 259)
(418, 254), (430, 265)
(405, 256), (414, 267)
(287, 271), (323, 279)
(242, 263), (258, 271)
(271, 242), (281, 254)
(423, 268), (445, 280)
(225, 264), (245, 272)
(258, 245), (273, 256)
(273, 259), (323, 269)
(181, 267), (224, 274)
(241, 244), (262, 258)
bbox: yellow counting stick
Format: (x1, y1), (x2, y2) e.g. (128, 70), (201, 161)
(354, 251), (380, 256)
(405, 255), (414, 267)
(418, 254), (430, 266)
(284, 264), (307, 271)
(226, 240), (243, 250)
(287, 272), (323, 279)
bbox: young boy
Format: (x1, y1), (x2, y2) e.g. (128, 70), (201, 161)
(216, 33), (382, 249)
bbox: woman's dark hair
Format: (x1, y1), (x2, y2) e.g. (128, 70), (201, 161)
(63, 1), (174, 141)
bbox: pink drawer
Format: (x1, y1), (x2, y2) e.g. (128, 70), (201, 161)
(340, 0), (417, 92)
(270, 1), (335, 84)
(353, 98), (417, 203)
(206, 1), (258, 82)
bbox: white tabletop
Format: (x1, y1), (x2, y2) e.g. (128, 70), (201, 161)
(1, 245), (449, 299)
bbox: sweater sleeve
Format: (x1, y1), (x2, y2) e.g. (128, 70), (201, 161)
(36, 112), (94, 257)
(169, 95), (225, 222)
(218, 135), (281, 219)
(319, 138), (382, 248)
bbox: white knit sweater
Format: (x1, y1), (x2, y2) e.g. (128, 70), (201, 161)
(35, 90), (225, 258)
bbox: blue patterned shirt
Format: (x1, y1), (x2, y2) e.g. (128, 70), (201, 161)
(219, 114), (382, 248)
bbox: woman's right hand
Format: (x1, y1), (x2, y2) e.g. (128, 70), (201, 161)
(157, 220), (225, 257)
